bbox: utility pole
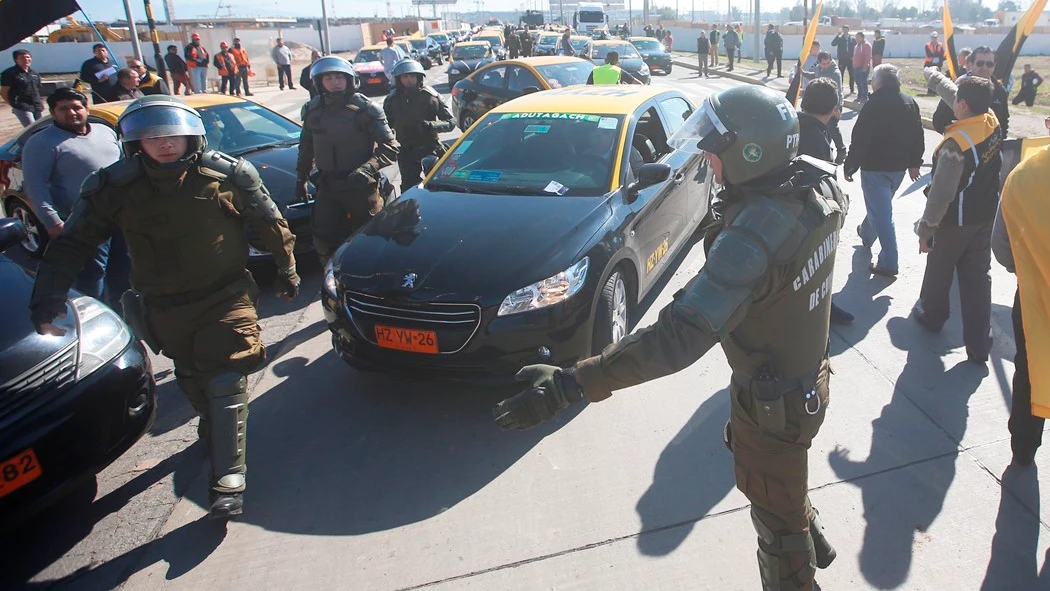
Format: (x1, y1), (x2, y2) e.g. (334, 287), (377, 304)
(753, 0), (760, 64)
(643, 0), (649, 26)
(122, 0), (144, 62)
(142, 0), (166, 80)
(319, 0), (331, 54)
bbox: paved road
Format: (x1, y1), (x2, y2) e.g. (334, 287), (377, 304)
(4, 63), (1047, 591)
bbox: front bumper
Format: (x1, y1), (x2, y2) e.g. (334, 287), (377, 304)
(0, 341), (156, 529)
(644, 56), (672, 71)
(357, 72), (390, 93)
(321, 288), (595, 385)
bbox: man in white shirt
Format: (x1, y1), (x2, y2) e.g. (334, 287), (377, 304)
(380, 37), (406, 79)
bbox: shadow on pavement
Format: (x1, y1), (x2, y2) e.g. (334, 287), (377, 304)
(980, 465), (1049, 590)
(2, 445), (203, 591)
(635, 388), (735, 556)
(160, 348), (575, 536)
(829, 246), (893, 357)
(829, 315), (989, 588)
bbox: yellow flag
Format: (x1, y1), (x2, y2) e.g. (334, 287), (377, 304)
(792, 2), (823, 107)
(943, 1), (958, 80)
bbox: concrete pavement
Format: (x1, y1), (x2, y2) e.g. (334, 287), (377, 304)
(7, 64), (1048, 591)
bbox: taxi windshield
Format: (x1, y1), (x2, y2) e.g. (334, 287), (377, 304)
(477, 36), (503, 48)
(427, 112), (624, 196)
(409, 39), (427, 50)
(592, 44), (640, 59)
(538, 34), (559, 45)
(534, 62), (596, 88)
(569, 38), (591, 50)
(631, 39), (664, 51)
(355, 49), (381, 62)
(453, 45), (490, 59)
(196, 103), (301, 156)
(429, 34), (448, 42)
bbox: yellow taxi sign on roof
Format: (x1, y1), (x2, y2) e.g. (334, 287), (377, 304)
(489, 85), (677, 115)
(629, 36), (659, 42)
(455, 40), (491, 47)
(592, 39), (634, 46)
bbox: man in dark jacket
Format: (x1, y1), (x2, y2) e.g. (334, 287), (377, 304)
(844, 63), (925, 277)
(1012, 63), (1043, 106)
(831, 26), (856, 95)
(127, 59), (170, 96)
(764, 24), (783, 77)
(932, 46), (1009, 136)
(871, 29), (885, 67)
(383, 59), (455, 194)
(79, 44), (119, 103)
(164, 45), (191, 95)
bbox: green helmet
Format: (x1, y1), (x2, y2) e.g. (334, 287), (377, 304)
(669, 85), (799, 185)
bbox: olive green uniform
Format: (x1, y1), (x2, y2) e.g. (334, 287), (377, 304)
(383, 84), (455, 193)
(575, 159), (847, 591)
(29, 151), (297, 497)
(298, 92), (399, 263)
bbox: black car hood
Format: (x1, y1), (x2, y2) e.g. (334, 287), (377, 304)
(334, 192), (612, 300)
(619, 58), (646, 72)
(0, 256), (77, 385)
(234, 145), (303, 211)
(450, 58), (492, 71)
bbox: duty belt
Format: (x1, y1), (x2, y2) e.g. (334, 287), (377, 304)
(731, 368), (818, 401)
(144, 271), (249, 309)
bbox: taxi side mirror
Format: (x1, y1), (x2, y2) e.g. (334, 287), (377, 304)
(626, 163), (671, 203)
(0, 217), (28, 252)
(421, 155), (440, 175)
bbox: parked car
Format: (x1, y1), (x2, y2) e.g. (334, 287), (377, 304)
(352, 44), (390, 95)
(427, 31), (452, 55)
(0, 217), (156, 529)
(446, 41), (497, 87)
(556, 34), (593, 57)
(0, 94), (317, 280)
(473, 32), (507, 59)
(588, 39), (651, 84)
(450, 56), (595, 131)
(532, 32), (561, 56)
(630, 36), (673, 75)
(322, 86), (714, 384)
(396, 36), (444, 69)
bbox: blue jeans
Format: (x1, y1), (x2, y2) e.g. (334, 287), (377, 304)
(858, 170), (906, 272)
(191, 67), (208, 93)
(74, 229), (131, 306)
(855, 68), (870, 101)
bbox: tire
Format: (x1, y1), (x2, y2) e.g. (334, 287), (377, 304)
(5, 195), (48, 258)
(665, 64), (673, 74)
(460, 112), (476, 132)
(592, 269), (631, 355)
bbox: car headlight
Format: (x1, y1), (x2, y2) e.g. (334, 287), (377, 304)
(323, 259), (337, 298)
(497, 257), (589, 317)
(72, 296), (132, 378)
(448, 67), (461, 74)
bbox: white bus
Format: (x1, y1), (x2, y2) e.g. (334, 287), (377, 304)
(573, 2), (609, 35)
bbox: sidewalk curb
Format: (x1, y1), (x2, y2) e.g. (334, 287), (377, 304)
(670, 58), (937, 131)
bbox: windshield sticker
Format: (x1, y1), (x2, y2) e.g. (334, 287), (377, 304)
(438, 165), (457, 177)
(501, 113), (601, 122)
(453, 140), (473, 154)
(468, 170), (502, 183)
(597, 117), (618, 129)
(450, 170), (470, 179)
(524, 124), (551, 134)
(543, 180), (570, 195)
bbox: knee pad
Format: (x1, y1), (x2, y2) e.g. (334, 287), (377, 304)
(206, 372), (249, 492)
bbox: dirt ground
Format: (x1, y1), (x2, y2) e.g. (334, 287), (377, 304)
(894, 55), (1050, 114)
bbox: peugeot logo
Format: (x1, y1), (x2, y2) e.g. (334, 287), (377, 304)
(402, 273), (417, 289)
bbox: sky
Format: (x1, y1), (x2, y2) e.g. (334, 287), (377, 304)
(75, 0), (1006, 22)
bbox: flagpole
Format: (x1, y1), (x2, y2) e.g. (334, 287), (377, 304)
(122, 0), (145, 62)
(142, 0), (168, 82)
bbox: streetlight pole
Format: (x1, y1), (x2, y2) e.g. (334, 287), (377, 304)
(319, 0), (331, 54)
(122, 0), (144, 62)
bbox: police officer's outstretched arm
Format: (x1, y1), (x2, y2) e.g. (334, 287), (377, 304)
(29, 174), (116, 335)
(429, 93), (456, 133)
(494, 225), (780, 430)
(228, 158), (301, 300)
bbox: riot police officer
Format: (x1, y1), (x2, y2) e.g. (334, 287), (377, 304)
(296, 56), (399, 265)
(492, 85), (848, 591)
(29, 95), (300, 519)
(383, 58), (455, 194)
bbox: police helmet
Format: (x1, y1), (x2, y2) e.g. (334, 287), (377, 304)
(116, 95), (207, 159)
(310, 55), (360, 93)
(668, 85), (799, 186)
(391, 58), (425, 87)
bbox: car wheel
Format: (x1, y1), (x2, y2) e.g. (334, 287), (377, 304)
(5, 196), (48, 258)
(460, 112), (476, 131)
(423, 60), (432, 70)
(593, 268), (631, 354)
(665, 64), (673, 74)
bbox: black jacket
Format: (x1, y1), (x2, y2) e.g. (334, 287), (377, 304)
(797, 113), (833, 162)
(932, 79), (1010, 137)
(764, 31), (783, 53)
(843, 87), (924, 175)
(831, 34), (856, 62)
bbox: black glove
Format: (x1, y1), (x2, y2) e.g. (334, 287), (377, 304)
(493, 365), (584, 430)
(348, 164), (378, 189)
(276, 266), (301, 299)
(295, 178), (310, 203)
(417, 120), (434, 134)
(31, 298), (68, 335)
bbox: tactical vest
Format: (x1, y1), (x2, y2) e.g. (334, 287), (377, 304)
(385, 87), (443, 149)
(96, 161), (251, 296)
(718, 173), (846, 384)
(934, 112), (1002, 227)
(303, 97), (378, 173)
(592, 64), (622, 85)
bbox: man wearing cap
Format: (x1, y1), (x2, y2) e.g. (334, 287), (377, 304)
(185, 33), (210, 94)
(924, 32), (945, 95)
(214, 42), (238, 95)
(229, 38), (253, 97)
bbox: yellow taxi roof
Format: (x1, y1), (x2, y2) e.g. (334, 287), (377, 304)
(488, 85), (677, 115)
(592, 39), (634, 46)
(569, 35), (592, 41)
(508, 56), (587, 67)
(427, 31), (449, 36)
(630, 36), (659, 42)
(360, 43), (385, 50)
(89, 94), (245, 124)
(455, 40), (491, 48)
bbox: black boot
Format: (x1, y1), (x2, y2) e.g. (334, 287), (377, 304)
(209, 491), (243, 519)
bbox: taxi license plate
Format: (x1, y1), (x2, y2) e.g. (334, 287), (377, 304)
(0, 448), (42, 499)
(366, 78), (382, 84)
(375, 325), (439, 354)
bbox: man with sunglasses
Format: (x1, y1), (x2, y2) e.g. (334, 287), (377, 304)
(931, 46), (1009, 136)
(492, 85), (848, 591)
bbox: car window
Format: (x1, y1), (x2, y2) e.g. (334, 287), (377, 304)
(476, 66), (507, 89)
(197, 103), (301, 156)
(428, 111), (625, 196)
(507, 66), (542, 92)
(533, 62), (595, 88)
(632, 40), (664, 51)
(478, 36), (502, 48)
(592, 43), (640, 60)
(453, 45), (490, 59)
(632, 106), (671, 164)
(658, 97), (694, 137)
(355, 49), (381, 62)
